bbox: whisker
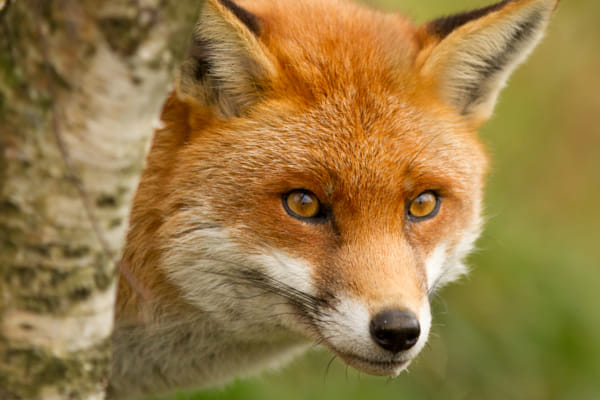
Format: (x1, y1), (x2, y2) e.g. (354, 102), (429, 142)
(345, 364), (350, 382)
(324, 354), (337, 384)
(164, 254), (342, 348)
(197, 262), (327, 315)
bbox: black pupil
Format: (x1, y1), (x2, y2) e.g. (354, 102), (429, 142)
(290, 191), (318, 217)
(299, 193), (311, 207)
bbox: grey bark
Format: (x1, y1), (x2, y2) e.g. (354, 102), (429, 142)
(0, 1), (200, 398)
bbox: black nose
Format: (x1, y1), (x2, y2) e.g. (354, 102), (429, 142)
(369, 309), (420, 353)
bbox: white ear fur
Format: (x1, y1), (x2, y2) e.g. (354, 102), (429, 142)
(176, 0), (276, 118)
(420, 0), (558, 124)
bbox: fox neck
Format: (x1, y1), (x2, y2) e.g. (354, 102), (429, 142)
(110, 310), (308, 399)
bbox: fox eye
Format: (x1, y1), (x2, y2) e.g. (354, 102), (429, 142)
(283, 190), (321, 220)
(408, 191), (440, 220)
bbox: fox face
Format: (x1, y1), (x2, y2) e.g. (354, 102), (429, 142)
(160, 88), (487, 375)
(113, 0), (557, 396)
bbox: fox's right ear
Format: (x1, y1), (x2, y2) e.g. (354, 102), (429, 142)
(176, 0), (276, 118)
(417, 0), (558, 126)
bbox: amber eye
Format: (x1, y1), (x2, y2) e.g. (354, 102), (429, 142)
(408, 191), (440, 220)
(283, 190), (321, 219)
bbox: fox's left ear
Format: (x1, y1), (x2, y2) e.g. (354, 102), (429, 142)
(418, 0), (558, 125)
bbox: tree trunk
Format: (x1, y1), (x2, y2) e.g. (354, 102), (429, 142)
(0, 1), (200, 398)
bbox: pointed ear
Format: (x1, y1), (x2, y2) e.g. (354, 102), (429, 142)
(418, 0), (558, 125)
(176, 0), (276, 118)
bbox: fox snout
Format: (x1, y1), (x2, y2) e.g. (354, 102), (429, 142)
(370, 309), (421, 353)
(312, 289), (431, 376)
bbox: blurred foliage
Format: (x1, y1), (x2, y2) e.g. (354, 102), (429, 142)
(154, 0), (600, 399)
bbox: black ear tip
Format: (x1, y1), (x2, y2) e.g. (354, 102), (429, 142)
(427, 0), (511, 39)
(217, 0), (261, 35)
(186, 1), (261, 83)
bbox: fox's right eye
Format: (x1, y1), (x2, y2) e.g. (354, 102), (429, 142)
(283, 190), (322, 220)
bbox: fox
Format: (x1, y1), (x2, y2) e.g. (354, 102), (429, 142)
(108, 0), (558, 398)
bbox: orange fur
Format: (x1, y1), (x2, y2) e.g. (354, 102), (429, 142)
(111, 0), (557, 398)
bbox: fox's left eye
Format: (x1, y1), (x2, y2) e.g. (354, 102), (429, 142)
(283, 190), (322, 220)
(408, 191), (440, 220)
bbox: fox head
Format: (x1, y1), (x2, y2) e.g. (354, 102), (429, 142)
(121, 0), (557, 379)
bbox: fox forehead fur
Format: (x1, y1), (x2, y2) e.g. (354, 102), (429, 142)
(110, 0), (558, 398)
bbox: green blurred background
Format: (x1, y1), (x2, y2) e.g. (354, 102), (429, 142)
(155, 0), (600, 399)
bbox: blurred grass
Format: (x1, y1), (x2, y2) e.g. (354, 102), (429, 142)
(154, 1), (600, 399)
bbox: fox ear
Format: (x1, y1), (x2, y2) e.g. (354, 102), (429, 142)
(418, 0), (558, 125)
(176, 0), (276, 118)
